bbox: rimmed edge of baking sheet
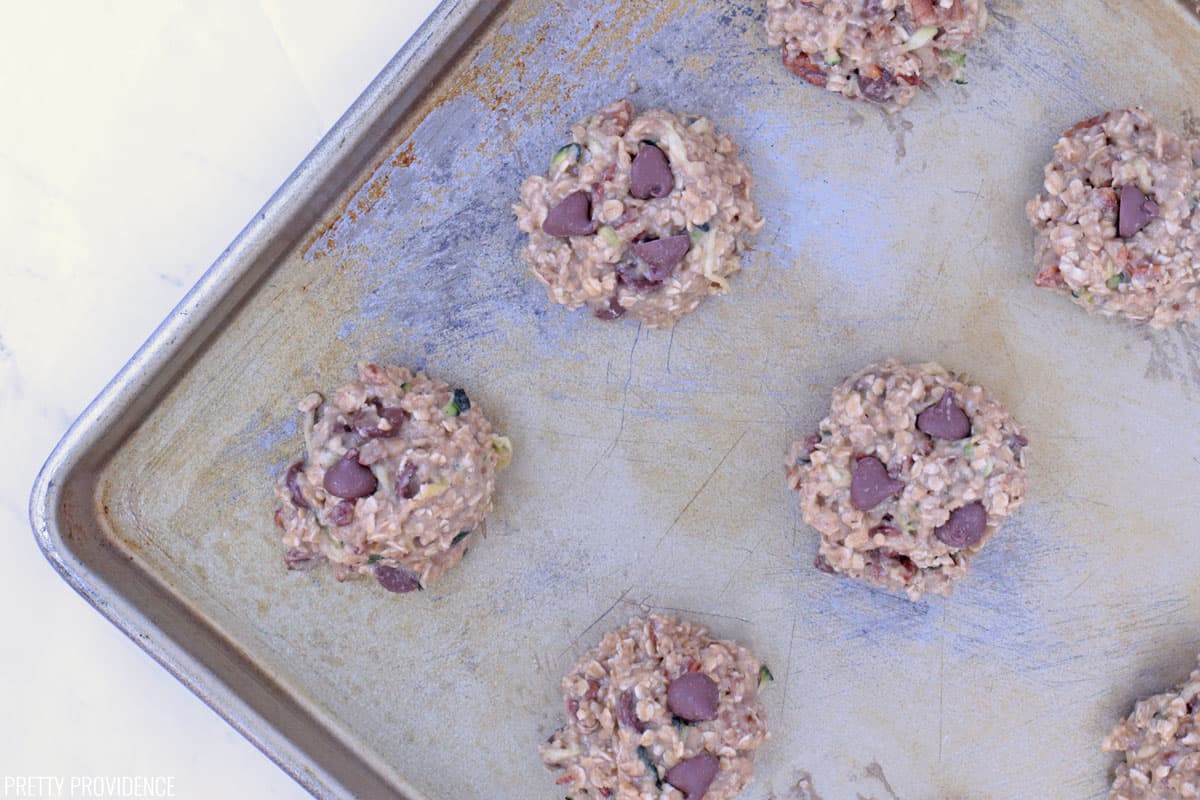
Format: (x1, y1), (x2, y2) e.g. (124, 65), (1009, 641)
(27, 2), (499, 797)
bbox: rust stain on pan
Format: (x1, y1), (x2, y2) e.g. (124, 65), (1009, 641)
(391, 141), (416, 168)
(306, 0), (690, 261)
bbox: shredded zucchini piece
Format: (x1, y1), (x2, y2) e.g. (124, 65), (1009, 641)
(901, 25), (939, 52)
(491, 435), (513, 470)
(597, 225), (621, 248)
(416, 481), (448, 501)
(550, 143), (581, 173)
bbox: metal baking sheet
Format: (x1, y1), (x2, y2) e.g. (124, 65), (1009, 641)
(30, 1), (1200, 798)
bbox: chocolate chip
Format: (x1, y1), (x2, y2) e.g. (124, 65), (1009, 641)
(285, 461), (309, 509)
(916, 389), (971, 440)
(813, 554), (837, 574)
(328, 499), (355, 526)
(630, 143), (675, 200)
(667, 672), (719, 722)
(617, 688), (646, 732)
(284, 548), (318, 571)
(1118, 184), (1159, 238)
(857, 68), (896, 104)
(633, 234), (691, 280)
(323, 449), (378, 499)
(616, 260), (665, 291)
(352, 402), (407, 439)
(935, 502), (988, 548)
(374, 563), (421, 593)
(850, 455), (905, 510)
(594, 295), (626, 320)
(543, 190), (596, 237)
(665, 753), (719, 800)
(395, 461), (420, 500)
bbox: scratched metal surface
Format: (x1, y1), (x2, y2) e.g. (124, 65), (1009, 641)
(34, 1), (1200, 799)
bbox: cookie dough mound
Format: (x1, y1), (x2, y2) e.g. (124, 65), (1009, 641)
(514, 99), (763, 328)
(785, 360), (1027, 600)
(765, 0), (987, 112)
(1026, 108), (1200, 327)
(1105, 656), (1200, 799)
(273, 363), (511, 593)
(542, 615), (768, 800)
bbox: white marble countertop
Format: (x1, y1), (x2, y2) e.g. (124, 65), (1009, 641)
(1, 3), (437, 796)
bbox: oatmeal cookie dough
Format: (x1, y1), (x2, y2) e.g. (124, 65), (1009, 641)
(1104, 656), (1200, 799)
(1027, 108), (1200, 327)
(785, 360), (1027, 600)
(766, 0), (987, 112)
(542, 615), (769, 800)
(272, 363), (511, 593)
(514, 99), (763, 328)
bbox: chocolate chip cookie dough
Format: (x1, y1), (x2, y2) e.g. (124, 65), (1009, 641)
(766, 0), (988, 112)
(1027, 108), (1200, 327)
(1105, 656), (1200, 799)
(542, 615), (769, 800)
(514, 99), (762, 328)
(786, 360), (1027, 600)
(273, 363), (511, 593)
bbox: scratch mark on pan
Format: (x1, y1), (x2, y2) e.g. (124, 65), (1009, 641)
(667, 325), (676, 374)
(938, 617), (945, 763)
(651, 606), (751, 624)
(585, 323), (642, 479)
(1063, 570), (1094, 600)
(653, 428), (748, 550)
(781, 616), (798, 715)
(560, 587), (632, 658)
(716, 524), (771, 600)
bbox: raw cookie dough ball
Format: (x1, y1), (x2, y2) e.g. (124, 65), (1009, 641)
(273, 363), (511, 593)
(1026, 108), (1200, 327)
(542, 615), (769, 800)
(765, 0), (987, 112)
(1104, 656), (1200, 799)
(785, 360), (1027, 600)
(514, 99), (763, 328)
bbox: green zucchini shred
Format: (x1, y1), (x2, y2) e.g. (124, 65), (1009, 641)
(550, 143), (582, 171)
(597, 226), (621, 247)
(759, 665), (774, 686)
(1106, 272), (1126, 290)
(636, 746), (662, 788)
(445, 389), (469, 417)
(452, 531), (470, 547)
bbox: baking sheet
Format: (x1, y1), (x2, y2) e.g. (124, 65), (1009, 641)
(31, 1), (1200, 798)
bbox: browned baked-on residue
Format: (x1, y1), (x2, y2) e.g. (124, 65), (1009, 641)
(391, 141), (416, 168)
(304, 0), (690, 262)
